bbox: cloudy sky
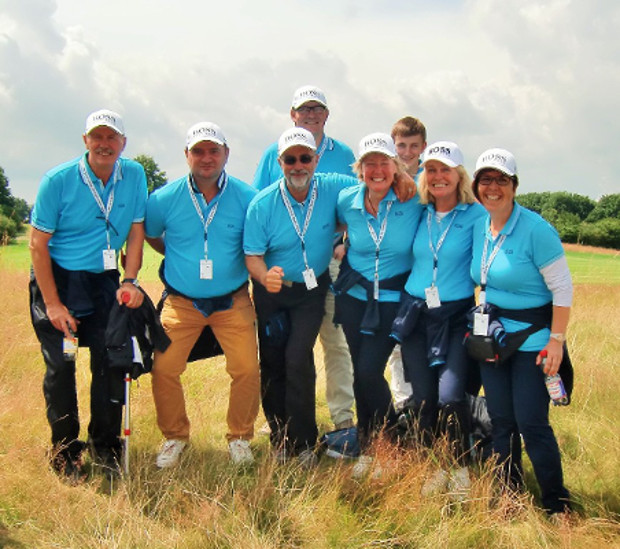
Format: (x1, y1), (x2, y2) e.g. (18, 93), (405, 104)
(1, 0), (617, 203)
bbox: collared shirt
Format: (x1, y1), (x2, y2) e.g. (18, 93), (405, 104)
(471, 201), (566, 350)
(31, 153), (147, 272)
(252, 135), (355, 190)
(145, 172), (257, 298)
(337, 185), (423, 302)
(405, 201), (485, 301)
(244, 173), (357, 282)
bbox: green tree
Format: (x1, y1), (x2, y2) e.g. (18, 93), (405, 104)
(586, 194), (620, 222)
(546, 192), (595, 221)
(134, 154), (168, 193)
(0, 166), (30, 243)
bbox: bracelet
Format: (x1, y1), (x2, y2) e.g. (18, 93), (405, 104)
(122, 278), (140, 287)
(549, 333), (565, 343)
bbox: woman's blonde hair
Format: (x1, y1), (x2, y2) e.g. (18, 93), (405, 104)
(352, 154), (408, 181)
(417, 165), (476, 205)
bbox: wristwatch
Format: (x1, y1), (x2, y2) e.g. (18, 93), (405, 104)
(121, 278), (140, 287)
(549, 333), (565, 343)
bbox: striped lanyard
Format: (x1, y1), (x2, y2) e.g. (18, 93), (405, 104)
(187, 172), (228, 259)
(365, 198), (393, 300)
(427, 208), (458, 287)
(279, 179), (317, 273)
(78, 156), (117, 250)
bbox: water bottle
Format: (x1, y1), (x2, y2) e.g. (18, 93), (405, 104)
(539, 350), (569, 406)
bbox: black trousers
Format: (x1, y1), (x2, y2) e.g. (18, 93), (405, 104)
(29, 273), (123, 460)
(252, 272), (329, 453)
(336, 292), (399, 441)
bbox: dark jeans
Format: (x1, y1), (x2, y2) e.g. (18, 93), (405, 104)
(480, 350), (570, 513)
(252, 272), (329, 453)
(29, 275), (124, 460)
(401, 319), (471, 463)
(336, 292), (399, 441)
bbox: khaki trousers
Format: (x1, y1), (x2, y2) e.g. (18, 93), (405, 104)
(151, 288), (260, 442)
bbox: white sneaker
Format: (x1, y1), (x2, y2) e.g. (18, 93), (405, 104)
(156, 439), (187, 469)
(421, 468), (450, 497)
(351, 455), (374, 479)
(297, 449), (318, 469)
(447, 466), (471, 502)
(229, 439), (254, 465)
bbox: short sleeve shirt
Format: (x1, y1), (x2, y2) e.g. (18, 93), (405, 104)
(146, 173), (257, 298)
(31, 153), (147, 272)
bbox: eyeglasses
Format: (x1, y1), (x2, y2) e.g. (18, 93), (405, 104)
(282, 154), (314, 165)
(478, 174), (513, 186)
(295, 105), (327, 114)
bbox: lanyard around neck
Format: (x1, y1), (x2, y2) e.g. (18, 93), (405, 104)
(364, 197), (393, 300)
(427, 208), (458, 287)
(279, 179), (318, 271)
(79, 156), (117, 249)
(187, 172), (228, 258)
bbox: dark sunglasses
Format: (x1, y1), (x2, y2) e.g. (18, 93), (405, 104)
(282, 154), (314, 165)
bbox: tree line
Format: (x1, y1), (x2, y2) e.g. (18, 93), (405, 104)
(1, 158), (618, 249)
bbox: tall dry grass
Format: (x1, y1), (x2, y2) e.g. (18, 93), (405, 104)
(0, 267), (619, 548)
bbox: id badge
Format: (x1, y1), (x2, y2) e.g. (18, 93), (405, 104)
(102, 249), (116, 270)
(473, 312), (489, 336)
(302, 268), (318, 290)
(63, 332), (78, 361)
(200, 259), (213, 280)
(424, 286), (441, 309)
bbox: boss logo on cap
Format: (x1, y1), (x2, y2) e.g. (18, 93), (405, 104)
(285, 131), (308, 143)
(92, 113), (119, 125)
(192, 127), (217, 138)
(297, 89), (321, 100)
(481, 152), (508, 166)
(363, 136), (390, 148)
(427, 145), (452, 156)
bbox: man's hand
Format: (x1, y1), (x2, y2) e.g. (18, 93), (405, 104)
(392, 170), (417, 202)
(46, 301), (78, 337)
(117, 283), (144, 308)
(263, 266), (285, 293)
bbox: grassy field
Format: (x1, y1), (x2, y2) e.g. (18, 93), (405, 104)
(0, 237), (619, 547)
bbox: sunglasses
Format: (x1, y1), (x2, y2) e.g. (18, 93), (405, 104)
(295, 105), (327, 114)
(282, 154), (314, 165)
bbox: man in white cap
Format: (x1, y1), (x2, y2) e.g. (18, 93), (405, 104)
(252, 85), (357, 437)
(29, 109), (147, 482)
(245, 128), (414, 466)
(145, 122), (260, 468)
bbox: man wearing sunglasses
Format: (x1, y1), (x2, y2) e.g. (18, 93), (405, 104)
(252, 86), (357, 441)
(245, 127), (360, 467)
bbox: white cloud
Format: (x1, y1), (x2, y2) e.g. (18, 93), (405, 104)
(0, 0), (617, 202)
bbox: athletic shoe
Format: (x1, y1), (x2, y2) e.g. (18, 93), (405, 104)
(50, 450), (86, 486)
(351, 455), (374, 479)
(322, 427), (361, 459)
(297, 449), (318, 469)
(228, 439), (254, 465)
(156, 439), (187, 469)
(447, 466), (471, 502)
(421, 468), (450, 497)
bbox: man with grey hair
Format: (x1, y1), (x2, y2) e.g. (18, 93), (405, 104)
(253, 85), (357, 440)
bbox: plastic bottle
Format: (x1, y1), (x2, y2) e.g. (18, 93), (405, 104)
(539, 349), (569, 406)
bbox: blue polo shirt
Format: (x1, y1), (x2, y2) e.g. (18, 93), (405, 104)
(406, 202), (485, 301)
(31, 153), (147, 273)
(252, 135), (355, 190)
(337, 186), (423, 302)
(244, 173), (356, 282)
(471, 202), (566, 351)
(146, 173), (257, 298)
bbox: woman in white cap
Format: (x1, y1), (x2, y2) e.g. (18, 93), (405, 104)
(333, 133), (423, 451)
(470, 148), (572, 516)
(391, 141), (485, 497)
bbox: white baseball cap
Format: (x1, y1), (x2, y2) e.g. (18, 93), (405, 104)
(474, 148), (517, 178)
(85, 109), (125, 136)
(291, 85), (328, 110)
(422, 141), (464, 168)
(186, 122), (227, 150)
(277, 127), (317, 156)
(358, 133), (397, 160)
